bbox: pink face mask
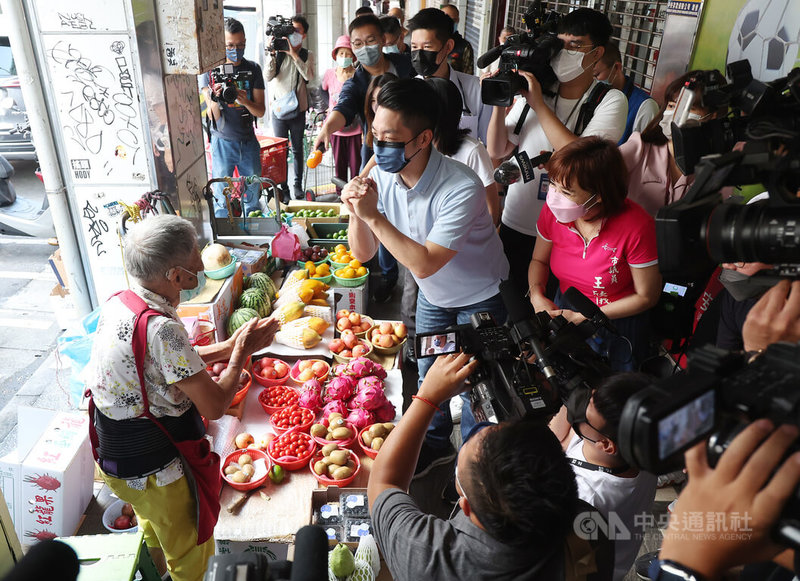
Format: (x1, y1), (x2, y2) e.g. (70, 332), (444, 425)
(546, 185), (598, 223)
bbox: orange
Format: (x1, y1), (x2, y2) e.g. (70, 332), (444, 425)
(349, 259), (361, 269)
(355, 266), (367, 277)
(342, 268), (356, 279)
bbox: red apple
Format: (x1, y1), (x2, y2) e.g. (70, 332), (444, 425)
(352, 344), (368, 358)
(390, 334), (401, 345)
(348, 312), (361, 326)
(393, 323), (408, 339)
(273, 362), (288, 377)
(298, 369), (314, 382)
(378, 334), (394, 348)
(379, 322), (393, 334)
(312, 361), (328, 377)
(235, 433), (254, 449)
(211, 362), (226, 375)
(359, 321), (372, 332)
(330, 338), (345, 353)
(341, 330), (357, 349)
(336, 318), (352, 331)
(341, 349), (352, 358)
(114, 515), (132, 530)
(336, 309), (351, 320)
(299, 360), (313, 371)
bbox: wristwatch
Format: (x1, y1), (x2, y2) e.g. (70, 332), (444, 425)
(649, 559), (708, 581)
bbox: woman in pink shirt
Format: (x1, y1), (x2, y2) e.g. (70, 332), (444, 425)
(619, 70), (724, 217)
(321, 35), (362, 186)
(528, 137), (661, 371)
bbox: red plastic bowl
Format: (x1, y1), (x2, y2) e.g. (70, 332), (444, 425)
(309, 449), (361, 487)
(357, 426), (379, 460)
(267, 429), (317, 471)
(206, 363), (252, 407)
(312, 419), (358, 449)
(289, 359), (331, 386)
(258, 385), (300, 415)
(221, 448), (271, 491)
(251, 357), (291, 387)
(271, 404), (316, 436)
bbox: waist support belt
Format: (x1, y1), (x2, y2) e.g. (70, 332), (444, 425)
(94, 406), (204, 479)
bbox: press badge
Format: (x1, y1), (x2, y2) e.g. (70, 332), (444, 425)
(538, 172), (550, 200)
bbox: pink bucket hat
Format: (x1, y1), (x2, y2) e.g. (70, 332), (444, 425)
(331, 35), (352, 60)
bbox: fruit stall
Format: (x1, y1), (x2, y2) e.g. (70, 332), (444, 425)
(184, 237), (406, 576)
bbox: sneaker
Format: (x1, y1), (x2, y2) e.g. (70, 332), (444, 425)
(635, 550), (659, 580)
(450, 396), (463, 424)
(292, 185), (304, 200)
(403, 341), (417, 368)
(412, 442), (456, 480)
(371, 276), (396, 304)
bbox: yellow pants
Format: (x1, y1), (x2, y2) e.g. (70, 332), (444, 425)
(101, 468), (215, 581)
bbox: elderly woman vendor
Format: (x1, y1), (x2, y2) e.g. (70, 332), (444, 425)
(85, 215), (278, 581)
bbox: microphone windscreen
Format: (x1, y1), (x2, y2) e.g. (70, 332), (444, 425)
(2, 540), (78, 581)
(289, 526), (329, 581)
(500, 279), (535, 324)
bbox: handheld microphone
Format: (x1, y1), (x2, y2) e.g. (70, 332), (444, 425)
(2, 540), (79, 581)
(476, 44), (504, 70)
(331, 176), (347, 189)
(563, 287), (618, 334)
(499, 280), (556, 380)
(289, 525), (329, 581)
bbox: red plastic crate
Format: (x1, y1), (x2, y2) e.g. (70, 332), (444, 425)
(259, 136), (289, 185)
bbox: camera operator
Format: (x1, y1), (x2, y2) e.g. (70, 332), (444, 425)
(266, 15), (315, 201)
(551, 373), (657, 580)
(200, 18), (266, 218)
(479, 27), (517, 77)
(341, 78), (508, 476)
(407, 8), (491, 144)
(486, 8), (627, 298)
(652, 419), (800, 580)
(368, 353), (581, 580)
(592, 42), (658, 145)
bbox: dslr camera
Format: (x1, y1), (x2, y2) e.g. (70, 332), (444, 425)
(415, 283), (612, 423)
(618, 342), (800, 548)
(209, 63), (253, 105)
(477, 1), (562, 107)
(266, 15), (295, 52)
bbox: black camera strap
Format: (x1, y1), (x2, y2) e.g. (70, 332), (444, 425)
(569, 457), (630, 475)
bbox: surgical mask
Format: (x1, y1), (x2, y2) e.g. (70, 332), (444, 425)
(718, 268), (773, 302)
(383, 44), (400, 54)
(353, 44), (381, 67)
(226, 47), (245, 63)
(597, 68), (617, 87)
(374, 132), (424, 173)
(550, 47), (595, 83)
(433, 337), (442, 347)
(687, 111), (711, 122)
(411, 49), (441, 78)
(659, 109), (675, 138)
(336, 56), (353, 68)
(172, 266), (206, 303)
(289, 32), (303, 47)
(546, 185), (598, 223)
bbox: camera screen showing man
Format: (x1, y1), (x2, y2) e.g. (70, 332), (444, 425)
(420, 332), (458, 356)
(657, 390), (715, 461)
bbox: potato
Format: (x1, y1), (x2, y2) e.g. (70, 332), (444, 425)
(314, 461), (327, 475)
(224, 464), (239, 476)
(371, 437), (384, 451)
(311, 424), (328, 438)
(383, 422), (395, 433)
(332, 466), (354, 480)
(327, 463), (338, 477)
(230, 471), (248, 483)
(331, 427), (353, 440)
(329, 450), (349, 466)
(322, 443), (339, 457)
(369, 424), (387, 438)
(238, 454), (253, 466)
(321, 456), (337, 466)
(346, 460), (356, 470)
(241, 464), (255, 478)
(362, 432), (374, 446)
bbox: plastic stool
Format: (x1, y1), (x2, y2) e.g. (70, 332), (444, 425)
(59, 532), (160, 581)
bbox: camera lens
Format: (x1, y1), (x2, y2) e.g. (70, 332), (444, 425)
(221, 84), (239, 104)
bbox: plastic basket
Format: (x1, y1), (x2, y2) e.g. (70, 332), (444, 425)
(259, 136), (289, 185)
(332, 270), (369, 288)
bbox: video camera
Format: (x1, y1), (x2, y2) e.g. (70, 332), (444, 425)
(618, 342), (800, 548)
(209, 63), (253, 105)
(266, 15), (295, 52)
(415, 281), (612, 423)
(656, 62), (800, 283)
(477, 1), (562, 107)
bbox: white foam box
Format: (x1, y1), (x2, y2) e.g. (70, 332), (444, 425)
(330, 282), (368, 316)
(19, 410), (94, 543)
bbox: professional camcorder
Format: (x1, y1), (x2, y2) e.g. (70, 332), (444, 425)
(209, 63), (253, 104)
(617, 342), (800, 548)
(477, 1), (562, 107)
(266, 15), (295, 52)
(656, 62), (800, 283)
(416, 281), (612, 423)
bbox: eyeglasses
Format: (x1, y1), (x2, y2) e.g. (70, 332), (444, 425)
(166, 265), (198, 280)
(574, 418), (611, 444)
(225, 42), (246, 50)
(351, 37), (379, 49)
(563, 40), (595, 56)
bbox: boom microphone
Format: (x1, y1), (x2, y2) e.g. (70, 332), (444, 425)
(289, 525), (329, 581)
(499, 280), (556, 380)
(476, 44), (504, 70)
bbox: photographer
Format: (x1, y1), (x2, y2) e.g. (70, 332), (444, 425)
(341, 78), (508, 475)
(266, 15), (315, 201)
(551, 373), (657, 580)
(486, 8), (627, 298)
(201, 18), (266, 218)
(369, 353), (581, 580)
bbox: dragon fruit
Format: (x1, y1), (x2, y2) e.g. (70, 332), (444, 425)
(346, 407), (374, 430)
(325, 375), (356, 402)
(302, 377), (323, 396)
(322, 399), (348, 419)
(356, 375), (384, 394)
(343, 357), (386, 380)
(298, 388), (323, 411)
(351, 385), (387, 411)
(333, 362), (348, 376)
(373, 399), (397, 423)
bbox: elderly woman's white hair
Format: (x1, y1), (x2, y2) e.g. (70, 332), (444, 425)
(124, 214), (198, 282)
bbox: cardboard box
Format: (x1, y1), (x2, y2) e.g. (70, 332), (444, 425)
(177, 263), (244, 343)
(19, 411), (94, 543)
(286, 200), (349, 220)
(331, 282), (368, 316)
(47, 250), (68, 289)
(220, 243), (270, 278)
(215, 539), (290, 560)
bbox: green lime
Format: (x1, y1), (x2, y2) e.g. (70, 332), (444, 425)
(269, 464), (285, 484)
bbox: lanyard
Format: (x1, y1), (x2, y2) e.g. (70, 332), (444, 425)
(553, 94), (583, 133)
(569, 457), (630, 475)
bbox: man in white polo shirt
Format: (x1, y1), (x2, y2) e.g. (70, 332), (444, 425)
(342, 78), (509, 476)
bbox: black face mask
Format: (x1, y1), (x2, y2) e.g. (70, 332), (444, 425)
(411, 49), (441, 78)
